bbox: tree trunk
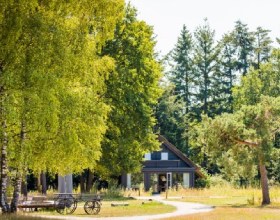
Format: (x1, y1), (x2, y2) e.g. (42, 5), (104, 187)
(10, 172), (22, 213)
(80, 173), (85, 193)
(37, 174), (41, 193)
(86, 169), (94, 192)
(259, 161), (270, 205)
(21, 178), (28, 198)
(0, 120), (10, 213)
(10, 119), (26, 212)
(40, 172), (47, 195)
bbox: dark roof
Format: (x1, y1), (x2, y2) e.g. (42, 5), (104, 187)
(158, 135), (204, 178)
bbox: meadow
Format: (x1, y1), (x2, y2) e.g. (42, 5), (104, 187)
(162, 186), (280, 220)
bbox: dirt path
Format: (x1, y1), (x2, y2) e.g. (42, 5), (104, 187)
(34, 196), (213, 220)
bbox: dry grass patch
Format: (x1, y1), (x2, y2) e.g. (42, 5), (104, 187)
(163, 207), (280, 220)
(164, 186), (280, 220)
(165, 185), (280, 207)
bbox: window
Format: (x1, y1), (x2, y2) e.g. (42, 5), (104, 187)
(127, 174), (131, 189)
(161, 152), (168, 160)
(167, 172), (172, 189)
(144, 153), (151, 160)
(183, 173), (190, 188)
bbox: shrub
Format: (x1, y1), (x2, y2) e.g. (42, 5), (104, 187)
(210, 174), (231, 187)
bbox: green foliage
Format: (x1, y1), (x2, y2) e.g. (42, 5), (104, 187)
(216, 150), (258, 185)
(209, 174), (231, 188)
(269, 148), (280, 183)
(156, 84), (188, 153)
(233, 49), (280, 108)
(192, 19), (220, 117)
(196, 95), (280, 203)
(157, 21), (275, 174)
(232, 20), (255, 76)
(0, 0), (125, 176)
(159, 25), (193, 154)
(252, 27), (272, 69)
(195, 168), (210, 188)
(99, 4), (162, 176)
(169, 24), (193, 106)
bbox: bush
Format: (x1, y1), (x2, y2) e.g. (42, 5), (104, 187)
(195, 177), (210, 188)
(210, 174), (231, 187)
(100, 180), (125, 200)
(195, 168), (210, 188)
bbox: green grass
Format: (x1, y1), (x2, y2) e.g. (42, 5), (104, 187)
(13, 186), (280, 219)
(0, 215), (57, 220)
(22, 199), (176, 218)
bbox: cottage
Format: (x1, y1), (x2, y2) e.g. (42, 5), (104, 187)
(121, 135), (204, 193)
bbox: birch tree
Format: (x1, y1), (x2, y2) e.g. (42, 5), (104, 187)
(0, 0), (124, 213)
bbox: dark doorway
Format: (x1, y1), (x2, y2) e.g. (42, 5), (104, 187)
(158, 174), (167, 192)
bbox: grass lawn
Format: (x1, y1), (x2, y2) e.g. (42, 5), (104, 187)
(163, 207), (280, 220)
(162, 186), (280, 220)
(23, 199), (176, 218)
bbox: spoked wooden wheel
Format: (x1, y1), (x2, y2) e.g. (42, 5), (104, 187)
(55, 198), (77, 214)
(84, 201), (101, 215)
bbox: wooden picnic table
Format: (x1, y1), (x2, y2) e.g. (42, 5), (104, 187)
(18, 196), (55, 211)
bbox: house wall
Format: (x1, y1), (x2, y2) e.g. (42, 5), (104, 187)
(141, 143), (197, 191)
(121, 136), (201, 191)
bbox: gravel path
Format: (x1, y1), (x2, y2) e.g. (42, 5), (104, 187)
(35, 196), (213, 220)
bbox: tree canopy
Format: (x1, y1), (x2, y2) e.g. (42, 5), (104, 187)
(99, 5), (162, 177)
(0, 0), (125, 212)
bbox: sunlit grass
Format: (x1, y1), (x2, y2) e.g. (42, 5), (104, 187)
(162, 185), (280, 220)
(23, 199), (176, 218)
(163, 207), (280, 220)
(164, 185), (280, 207)
(16, 185), (280, 219)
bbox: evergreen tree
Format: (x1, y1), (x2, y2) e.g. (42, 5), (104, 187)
(232, 20), (254, 76)
(159, 25), (193, 153)
(215, 33), (237, 113)
(197, 95), (280, 205)
(156, 84), (188, 153)
(252, 27), (272, 70)
(170, 25), (193, 110)
(192, 19), (220, 118)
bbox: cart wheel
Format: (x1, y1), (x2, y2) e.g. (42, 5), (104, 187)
(84, 201), (101, 215)
(55, 198), (77, 214)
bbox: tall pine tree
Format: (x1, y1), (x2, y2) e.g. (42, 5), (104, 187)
(232, 20), (254, 76)
(192, 19), (220, 118)
(159, 25), (193, 153)
(252, 27), (272, 70)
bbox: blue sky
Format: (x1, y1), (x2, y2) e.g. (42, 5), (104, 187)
(127, 0), (280, 55)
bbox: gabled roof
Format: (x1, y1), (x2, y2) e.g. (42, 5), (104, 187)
(158, 135), (204, 178)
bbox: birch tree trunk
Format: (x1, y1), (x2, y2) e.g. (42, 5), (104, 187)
(10, 172), (22, 213)
(0, 120), (10, 213)
(10, 120), (26, 212)
(0, 84), (10, 213)
(21, 177), (28, 198)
